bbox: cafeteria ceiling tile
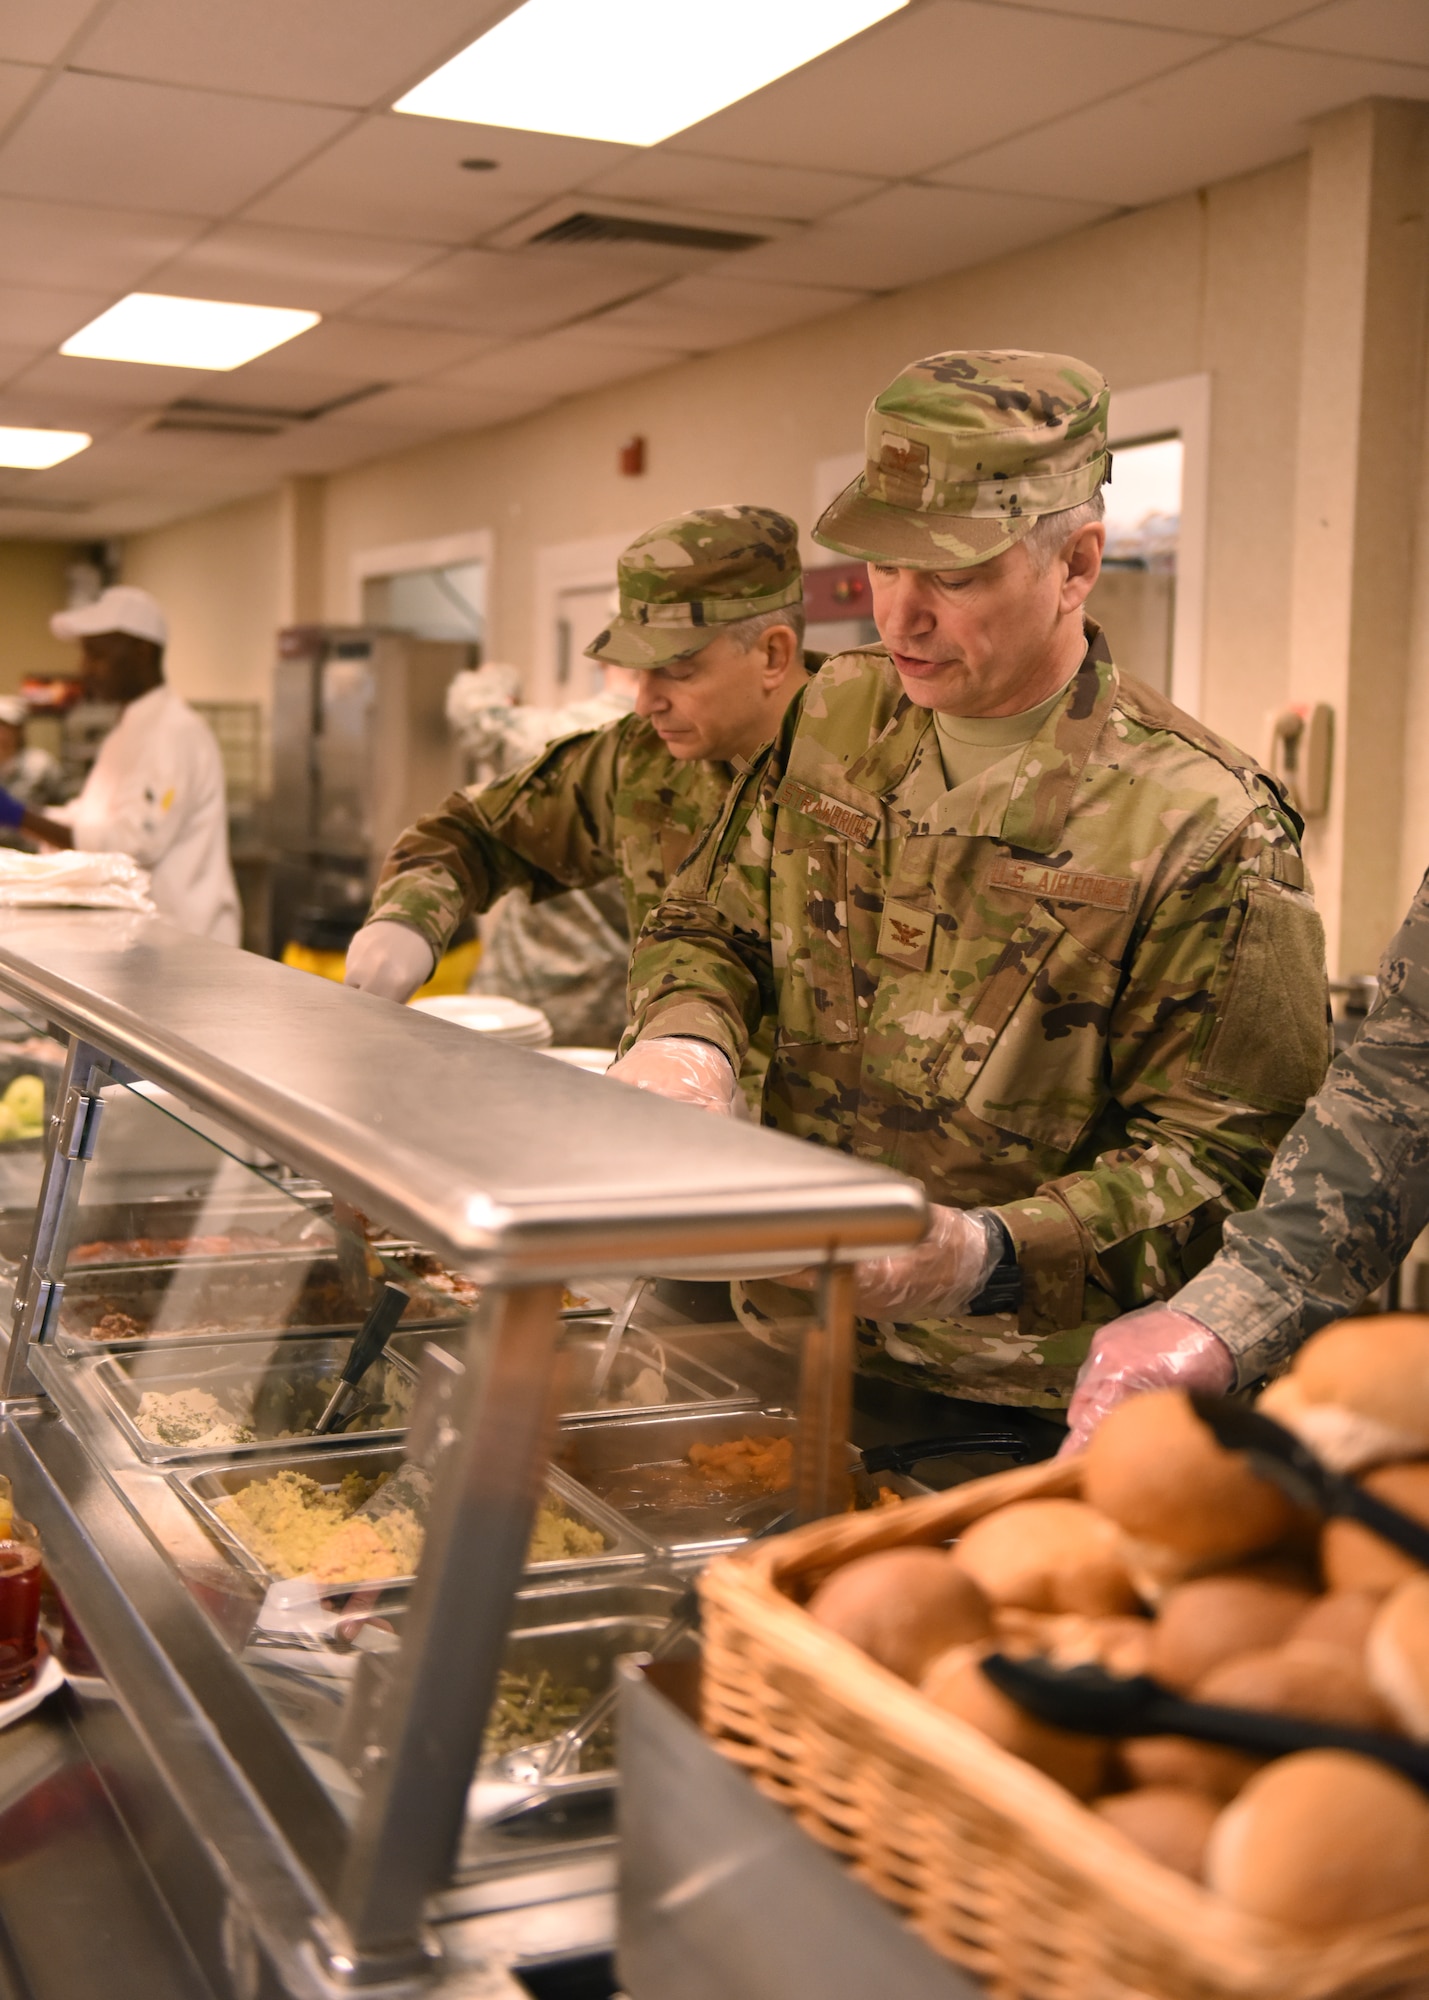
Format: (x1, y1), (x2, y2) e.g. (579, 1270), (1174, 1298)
(148, 221), (445, 315)
(672, 0), (1214, 178)
(0, 284), (114, 351)
(940, 38), (1429, 206)
(68, 0), (510, 111)
(0, 195), (204, 289)
(1263, 0), (1429, 64)
(1022, 0), (1312, 26)
(8, 351), (209, 409)
(350, 246), (666, 340)
(233, 316), (494, 384)
(590, 274), (872, 350)
(582, 151), (887, 223)
(315, 379), (543, 433)
(0, 59), (42, 123)
(0, 71), (351, 215)
(0, 0), (106, 66)
(435, 326), (689, 400)
(725, 182), (1111, 292)
(244, 113), (632, 243)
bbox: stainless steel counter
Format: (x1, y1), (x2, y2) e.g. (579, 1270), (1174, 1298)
(0, 915), (928, 1999)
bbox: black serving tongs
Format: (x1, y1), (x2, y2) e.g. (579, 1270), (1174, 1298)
(1187, 1391), (1429, 1568)
(858, 1432), (1032, 1477)
(313, 1282), (410, 1436)
(979, 1653), (1429, 1793)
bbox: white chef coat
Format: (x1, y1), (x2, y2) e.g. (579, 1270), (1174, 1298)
(55, 685), (240, 945)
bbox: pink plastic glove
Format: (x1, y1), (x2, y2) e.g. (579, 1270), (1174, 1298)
(1060, 1305), (1236, 1456)
(781, 1205), (1002, 1318)
(604, 1036), (739, 1116)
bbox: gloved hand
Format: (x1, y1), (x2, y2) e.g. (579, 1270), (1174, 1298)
(0, 788), (25, 830)
(605, 1036), (739, 1115)
(779, 1205), (1004, 1318)
(1060, 1305), (1236, 1456)
(343, 921), (436, 1002)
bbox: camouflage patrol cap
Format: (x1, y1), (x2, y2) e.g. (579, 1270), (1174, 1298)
(585, 504), (802, 669)
(814, 349), (1109, 570)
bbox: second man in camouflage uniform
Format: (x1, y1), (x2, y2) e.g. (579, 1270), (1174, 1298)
(613, 351), (1333, 1413)
(344, 506), (816, 1089)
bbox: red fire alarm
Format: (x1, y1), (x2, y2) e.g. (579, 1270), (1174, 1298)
(619, 435), (646, 477)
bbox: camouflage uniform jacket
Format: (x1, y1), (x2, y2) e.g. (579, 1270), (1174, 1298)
(366, 709), (780, 1084)
(628, 626), (1334, 1408)
(1175, 869), (1429, 1386)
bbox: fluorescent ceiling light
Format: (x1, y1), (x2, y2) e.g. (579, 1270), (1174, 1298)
(61, 294), (320, 371)
(395, 0), (909, 148)
(0, 428), (90, 469)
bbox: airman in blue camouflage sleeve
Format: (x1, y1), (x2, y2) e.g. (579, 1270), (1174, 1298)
(1064, 870), (1429, 1446)
(346, 505), (817, 1089)
(617, 351), (1334, 1412)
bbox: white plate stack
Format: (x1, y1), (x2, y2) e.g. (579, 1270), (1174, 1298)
(537, 1046), (617, 1074)
(409, 995), (554, 1047)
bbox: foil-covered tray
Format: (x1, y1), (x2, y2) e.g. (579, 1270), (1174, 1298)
(171, 1445), (654, 1596)
(89, 1338), (423, 1464)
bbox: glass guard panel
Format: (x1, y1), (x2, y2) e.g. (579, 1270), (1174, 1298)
(0, 1005), (64, 1289)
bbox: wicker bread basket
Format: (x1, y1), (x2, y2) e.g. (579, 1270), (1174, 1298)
(699, 1455), (1429, 2000)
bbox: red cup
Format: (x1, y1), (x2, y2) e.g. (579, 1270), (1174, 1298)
(0, 1542), (42, 1695)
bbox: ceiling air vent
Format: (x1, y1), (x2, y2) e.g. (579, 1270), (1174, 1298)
(151, 382), (391, 437)
(528, 210), (766, 255)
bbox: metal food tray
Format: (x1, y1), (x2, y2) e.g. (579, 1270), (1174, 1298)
(170, 1445), (655, 1596)
(0, 1192), (331, 1270)
(555, 1327), (755, 1426)
(88, 1339), (424, 1465)
(52, 1255), (465, 1356)
(557, 1409), (932, 1556)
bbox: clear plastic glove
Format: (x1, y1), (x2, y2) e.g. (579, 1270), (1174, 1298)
(604, 1036), (739, 1115)
(343, 921), (436, 1002)
(1060, 1304), (1236, 1456)
(779, 1205), (1003, 1318)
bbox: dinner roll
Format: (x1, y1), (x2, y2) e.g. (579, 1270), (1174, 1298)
(1367, 1575), (1429, 1738)
(1082, 1391), (1298, 1578)
(1119, 1736), (1264, 1803)
(1196, 1640), (1394, 1732)
(1094, 1785), (1218, 1880)
(807, 1547), (992, 1682)
(1148, 1575), (1315, 1692)
(1290, 1591), (1379, 1659)
(1322, 1461), (1429, 1596)
(1261, 1316), (1429, 1472)
(1206, 1751), (1429, 1930)
(953, 1499), (1139, 1616)
(921, 1648), (1108, 1798)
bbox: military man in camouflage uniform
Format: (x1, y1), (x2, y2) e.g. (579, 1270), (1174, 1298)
(344, 506), (814, 1086)
(1063, 870), (1429, 1445)
(612, 351), (1333, 1413)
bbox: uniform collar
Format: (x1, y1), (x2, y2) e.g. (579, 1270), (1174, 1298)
(844, 622), (1116, 854)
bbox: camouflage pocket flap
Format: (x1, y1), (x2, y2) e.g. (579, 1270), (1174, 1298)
(935, 907), (1065, 1104)
(1194, 880), (1332, 1113)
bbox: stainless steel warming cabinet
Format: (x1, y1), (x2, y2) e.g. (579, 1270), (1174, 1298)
(0, 912), (924, 2000)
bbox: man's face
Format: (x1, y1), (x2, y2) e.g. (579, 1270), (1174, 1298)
(78, 631), (163, 705)
(632, 623), (797, 762)
(867, 523), (1103, 717)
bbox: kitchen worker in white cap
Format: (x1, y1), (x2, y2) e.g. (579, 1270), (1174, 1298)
(0, 585), (240, 944)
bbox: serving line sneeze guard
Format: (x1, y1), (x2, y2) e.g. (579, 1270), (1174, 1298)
(0, 912), (925, 1997)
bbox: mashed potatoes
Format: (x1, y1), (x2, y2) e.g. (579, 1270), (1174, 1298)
(215, 1469), (604, 1583)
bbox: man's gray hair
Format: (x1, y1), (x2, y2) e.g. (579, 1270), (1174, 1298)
(1023, 489), (1106, 570)
(723, 602), (806, 650)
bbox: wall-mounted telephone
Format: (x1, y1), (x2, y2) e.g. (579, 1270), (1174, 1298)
(1265, 702), (1333, 819)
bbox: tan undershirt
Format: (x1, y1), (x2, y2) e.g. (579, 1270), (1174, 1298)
(932, 677), (1076, 790)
